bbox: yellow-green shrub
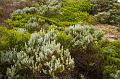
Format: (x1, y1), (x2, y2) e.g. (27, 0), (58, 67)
(60, 0), (92, 23)
(0, 27), (30, 51)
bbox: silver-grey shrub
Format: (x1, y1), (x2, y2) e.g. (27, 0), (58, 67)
(1, 30), (74, 79)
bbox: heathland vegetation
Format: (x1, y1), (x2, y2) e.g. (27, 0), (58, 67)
(0, 0), (120, 79)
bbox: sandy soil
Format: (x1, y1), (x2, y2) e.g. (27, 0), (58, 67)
(95, 24), (120, 41)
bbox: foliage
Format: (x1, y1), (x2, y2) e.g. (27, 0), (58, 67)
(94, 9), (120, 26)
(0, 30), (74, 79)
(103, 40), (120, 77)
(110, 70), (120, 79)
(5, 0), (93, 31)
(90, 0), (117, 14)
(65, 24), (104, 48)
(5, 7), (39, 29)
(109, 9), (120, 26)
(0, 27), (30, 51)
(57, 24), (105, 78)
(5, 6), (62, 32)
(33, 0), (62, 17)
(60, 0), (92, 23)
(5, 14), (46, 32)
(91, 0), (120, 26)
(94, 12), (110, 24)
(0, 0), (120, 79)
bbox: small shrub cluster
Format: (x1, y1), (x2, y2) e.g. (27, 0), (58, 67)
(0, 30), (74, 79)
(91, 0), (120, 26)
(5, 0), (93, 31)
(110, 70), (120, 79)
(103, 40), (120, 75)
(90, 0), (118, 14)
(95, 9), (120, 26)
(58, 24), (105, 79)
(5, 12), (47, 32)
(0, 27), (30, 51)
(0, 0), (36, 23)
(60, 0), (92, 24)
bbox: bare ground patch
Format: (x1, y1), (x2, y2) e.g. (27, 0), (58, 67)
(95, 24), (120, 41)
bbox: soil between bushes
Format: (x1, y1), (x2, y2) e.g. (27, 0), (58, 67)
(95, 24), (120, 41)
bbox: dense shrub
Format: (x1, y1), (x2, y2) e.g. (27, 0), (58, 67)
(60, 0), (92, 24)
(91, 0), (120, 26)
(90, 0), (117, 14)
(110, 70), (120, 79)
(103, 40), (120, 77)
(0, 27), (30, 51)
(94, 12), (110, 24)
(57, 24), (120, 79)
(0, 30), (74, 79)
(1, 0), (120, 79)
(5, 0), (93, 30)
(33, 0), (62, 17)
(57, 24), (105, 79)
(0, 0), (36, 23)
(109, 9), (120, 26)
(95, 10), (120, 26)
(5, 5), (62, 32)
(5, 14), (46, 32)
(0, 23), (119, 79)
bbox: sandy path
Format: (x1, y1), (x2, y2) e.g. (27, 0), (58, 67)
(95, 24), (120, 41)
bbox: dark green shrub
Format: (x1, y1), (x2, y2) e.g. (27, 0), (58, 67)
(5, 14), (45, 32)
(111, 40), (120, 53)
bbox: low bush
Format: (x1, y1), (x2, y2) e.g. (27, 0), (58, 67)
(102, 40), (120, 78)
(91, 0), (120, 26)
(5, 0), (93, 31)
(110, 70), (120, 79)
(94, 12), (110, 24)
(0, 30), (74, 79)
(60, 0), (92, 24)
(109, 9), (120, 26)
(90, 0), (117, 14)
(57, 24), (106, 79)
(0, 27), (30, 51)
(94, 9), (120, 26)
(1, 23), (120, 79)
